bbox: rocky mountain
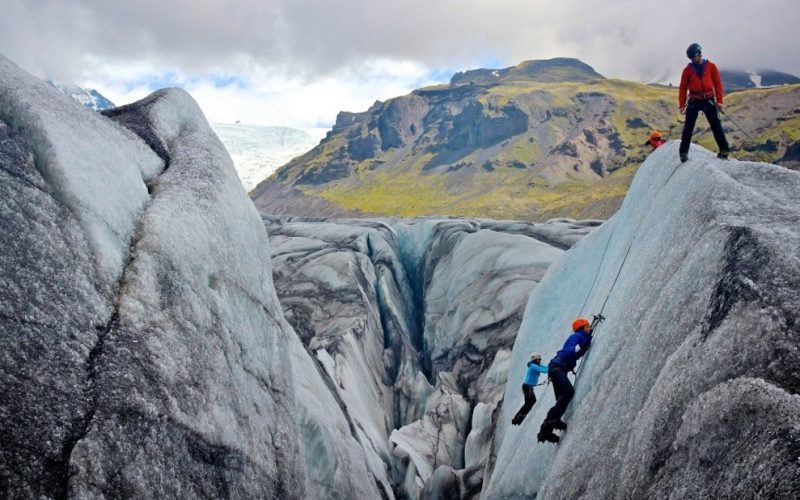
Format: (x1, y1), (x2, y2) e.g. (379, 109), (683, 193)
(251, 59), (800, 220)
(48, 80), (116, 110)
(449, 57), (604, 85)
(3, 50), (799, 499)
(721, 69), (800, 91)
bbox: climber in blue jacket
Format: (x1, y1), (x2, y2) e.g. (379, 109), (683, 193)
(537, 317), (594, 443)
(511, 352), (549, 425)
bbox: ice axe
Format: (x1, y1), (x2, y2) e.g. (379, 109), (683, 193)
(569, 314), (605, 379)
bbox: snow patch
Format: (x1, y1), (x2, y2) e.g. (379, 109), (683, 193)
(748, 71), (763, 88)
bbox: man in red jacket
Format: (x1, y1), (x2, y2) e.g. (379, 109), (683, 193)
(678, 43), (730, 162)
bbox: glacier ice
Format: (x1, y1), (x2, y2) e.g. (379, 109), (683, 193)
(1, 55), (305, 498)
(4, 47), (796, 499)
(211, 123), (326, 192)
(0, 56), (164, 291)
(265, 215), (591, 498)
(484, 141), (800, 499)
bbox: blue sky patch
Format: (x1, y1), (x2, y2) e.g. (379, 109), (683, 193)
(475, 54), (508, 71)
(122, 70), (248, 92)
(123, 70), (196, 91)
(210, 72), (249, 89)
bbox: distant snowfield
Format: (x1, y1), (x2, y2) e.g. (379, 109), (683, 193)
(748, 72), (764, 88)
(211, 123), (329, 192)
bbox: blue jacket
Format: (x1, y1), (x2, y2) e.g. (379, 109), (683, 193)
(523, 360), (549, 386)
(550, 330), (593, 371)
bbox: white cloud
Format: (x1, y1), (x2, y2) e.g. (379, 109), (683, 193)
(2, 0), (799, 128)
(79, 58), (442, 128)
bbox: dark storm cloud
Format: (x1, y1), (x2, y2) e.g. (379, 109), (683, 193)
(2, 0), (799, 82)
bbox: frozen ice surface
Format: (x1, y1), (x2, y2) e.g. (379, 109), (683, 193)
(484, 141), (800, 499)
(66, 88), (306, 498)
(287, 316), (390, 498)
(389, 373), (471, 494)
(0, 55), (164, 290)
(265, 216), (589, 498)
(1, 55), (306, 498)
(211, 123), (326, 192)
(11, 48), (792, 498)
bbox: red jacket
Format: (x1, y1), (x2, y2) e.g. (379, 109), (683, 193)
(648, 138), (666, 149)
(678, 60), (724, 109)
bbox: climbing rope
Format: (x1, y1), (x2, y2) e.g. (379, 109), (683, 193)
(571, 235), (636, 386)
(535, 229), (616, 391)
(561, 229), (615, 386)
(720, 108), (756, 144)
(662, 159), (685, 187)
(579, 230), (614, 315)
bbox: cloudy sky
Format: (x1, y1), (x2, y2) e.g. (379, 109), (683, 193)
(2, 0), (799, 128)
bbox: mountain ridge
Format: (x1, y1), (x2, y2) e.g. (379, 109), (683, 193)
(721, 68), (800, 91)
(449, 57), (604, 85)
(48, 79), (116, 110)
(252, 58), (800, 221)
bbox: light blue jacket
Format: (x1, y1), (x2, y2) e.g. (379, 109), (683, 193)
(523, 360), (549, 386)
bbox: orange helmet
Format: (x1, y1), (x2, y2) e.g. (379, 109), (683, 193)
(650, 130), (662, 140)
(572, 318), (590, 332)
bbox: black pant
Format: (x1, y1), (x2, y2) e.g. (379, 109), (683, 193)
(512, 384), (537, 422)
(545, 365), (574, 422)
(680, 99), (730, 155)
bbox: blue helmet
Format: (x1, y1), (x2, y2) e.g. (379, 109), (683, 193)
(686, 43), (702, 59)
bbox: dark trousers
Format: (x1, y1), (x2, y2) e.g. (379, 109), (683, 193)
(512, 384), (537, 422)
(545, 365), (574, 422)
(680, 99), (730, 154)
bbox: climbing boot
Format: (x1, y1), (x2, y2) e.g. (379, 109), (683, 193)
(717, 150), (730, 159)
(546, 419), (567, 431)
(679, 152), (688, 163)
(537, 431), (560, 444)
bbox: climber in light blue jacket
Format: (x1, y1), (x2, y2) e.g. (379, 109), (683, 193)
(511, 352), (549, 425)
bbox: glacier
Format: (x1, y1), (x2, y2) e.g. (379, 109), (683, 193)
(264, 216), (595, 498)
(210, 123), (327, 192)
(1, 54), (305, 498)
(2, 48), (799, 499)
(1, 52), (588, 498)
(484, 141), (800, 498)
(48, 80), (116, 111)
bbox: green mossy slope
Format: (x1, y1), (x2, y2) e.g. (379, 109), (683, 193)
(252, 60), (800, 221)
